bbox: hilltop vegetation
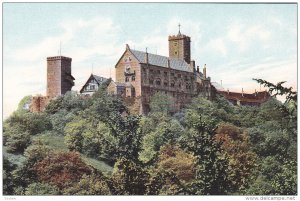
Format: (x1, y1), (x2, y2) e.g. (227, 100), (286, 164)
(3, 80), (297, 195)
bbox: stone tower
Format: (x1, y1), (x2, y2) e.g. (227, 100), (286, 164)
(46, 56), (75, 98)
(168, 26), (191, 64)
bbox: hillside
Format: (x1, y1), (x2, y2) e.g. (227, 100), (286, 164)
(3, 81), (297, 195)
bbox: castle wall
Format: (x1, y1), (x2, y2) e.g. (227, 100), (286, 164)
(115, 50), (142, 97)
(30, 96), (50, 112)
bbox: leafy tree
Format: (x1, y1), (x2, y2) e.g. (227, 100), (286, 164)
(50, 109), (76, 135)
(63, 172), (111, 195)
(146, 169), (183, 195)
(5, 126), (31, 154)
(16, 95), (32, 114)
(33, 152), (92, 189)
(157, 144), (196, 183)
(3, 156), (17, 195)
(215, 123), (257, 191)
(24, 182), (59, 195)
(64, 118), (86, 152)
(45, 91), (88, 114)
(180, 103), (231, 195)
(271, 160), (297, 195)
(139, 119), (183, 164)
(149, 92), (176, 114)
(109, 158), (149, 195)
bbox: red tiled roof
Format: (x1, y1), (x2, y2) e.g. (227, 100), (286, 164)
(217, 90), (271, 104)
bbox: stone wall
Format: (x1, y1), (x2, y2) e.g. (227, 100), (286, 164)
(30, 96), (50, 112)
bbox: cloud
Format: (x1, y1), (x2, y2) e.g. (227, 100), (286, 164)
(3, 16), (122, 118)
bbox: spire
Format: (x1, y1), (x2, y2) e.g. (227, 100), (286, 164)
(178, 23), (181, 36)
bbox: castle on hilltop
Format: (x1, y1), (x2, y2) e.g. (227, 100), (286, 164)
(30, 27), (270, 113)
(105, 29), (213, 114)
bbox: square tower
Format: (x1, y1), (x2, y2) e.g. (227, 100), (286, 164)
(47, 56), (75, 98)
(168, 33), (191, 64)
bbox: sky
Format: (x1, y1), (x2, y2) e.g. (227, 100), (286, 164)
(3, 3), (297, 118)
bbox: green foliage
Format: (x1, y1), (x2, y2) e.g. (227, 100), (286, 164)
(146, 169), (183, 195)
(16, 95), (32, 114)
(180, 107), (231, 195)
(149, 92), (176, 114)
(139, 118), (183, 163)
(3, 156), (17, 195)
(64, 118), (86, 152)
(158, 144), (196, 183)
(109, 158), (149, 195)
(25, 182), (59, 195)
(63, 172), (111, 195)
(5, 126), (31, 154)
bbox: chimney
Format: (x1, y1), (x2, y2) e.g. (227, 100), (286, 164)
(255, 89), (257, 96)
(144, 48), (148, 64)
(227, 88), (229, 95)
(190, 60), (195, 68)
(126, 44), (130, 50)
(242, 88), (244, 97)
(167, 59), (170, 68)
(203, 64), (207, 79)
(197, 66), (199, 73)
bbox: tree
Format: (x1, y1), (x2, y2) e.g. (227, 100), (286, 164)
(33, 152), (92, 189)
(139, 119), (183, 164)
(158, 144), (196, 183)
(5, 126), (31, 154)
(63, 172), (111, 195)
(16, 95), (32, 114)
(149, 92), (176, 114)
(24, 183), (59, 195)
(180, 104), (231, 195)
(215, 123), (257, 191)
(3, 156), (17, 195)
(109, 158), (149, 195)
(145, 169), (183, 195)
(64, 118), (86, 152)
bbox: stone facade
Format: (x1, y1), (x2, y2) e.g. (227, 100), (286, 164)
(47, 56), (74, 98)
(30, 56), (75, 112)
(30, 96), (50, 112)
(112, 31), (213, 114)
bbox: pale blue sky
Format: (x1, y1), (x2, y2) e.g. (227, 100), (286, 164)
(3, 3), (297, 118)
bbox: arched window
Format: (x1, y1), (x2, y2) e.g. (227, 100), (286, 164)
(170, 81), (175, 87)
(156, 78), (161, 86)
(125, 77), (129, 82)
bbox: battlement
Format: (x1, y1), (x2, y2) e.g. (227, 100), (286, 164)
(47, 56), (72, 61)
(168, 34), (191, 41)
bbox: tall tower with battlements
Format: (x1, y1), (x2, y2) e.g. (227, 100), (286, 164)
(168, 25), (191, 64)
(46, 56), (75, 98)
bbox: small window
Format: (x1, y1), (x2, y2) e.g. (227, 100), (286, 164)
(171, 82), (175, 87)
(164, 72), (168, 77)
(149, 79), (154, 85)
(179, 83), (182, 88)
(164, 82), (168, 87)
(125, 77), (129, 82)
(171, 73), (174, 76)
(132, 76), (135, 81)
(157, 70), (161, 74)
(178, 74), (181, 78)
(175, 51), (178, 55)
(150, 69), (154, 73)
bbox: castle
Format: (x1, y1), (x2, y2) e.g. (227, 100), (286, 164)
(30, 28), (270, 113)
(105, 30), (213, 114)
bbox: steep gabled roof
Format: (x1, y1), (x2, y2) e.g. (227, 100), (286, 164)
(130, 49), (193, 73)
(80, 74), (108, 93)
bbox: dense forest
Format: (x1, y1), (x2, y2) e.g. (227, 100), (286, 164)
(3, 79), (297, 195)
